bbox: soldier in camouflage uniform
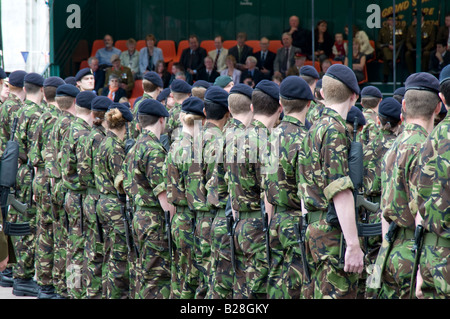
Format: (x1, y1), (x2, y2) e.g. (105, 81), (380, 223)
(12, 73), (46, 297)
(195, 86), (230, 299)
(78, 96), (111, 299)
(28, 76), (66, 298)
(165, 79), (192, 144)
(264, 76), (313, 299)
(166, 96), (206, 299)
(0, 70), (27, 287)
(411, 67), (450, 299)
(306, 77), (325, 126)
(225, 80), (282, 299)
(357, 86), (382, 147)
(94, 103), (134, 299)
(378, 72), (441, 299)
(61, 91), (96, 298)
(45, 84), (80, 298)
(298, 66), (319, 128)
(298, 64), (364, 299)
(123, 98), (173, 299)
(205, 84), (253, 299)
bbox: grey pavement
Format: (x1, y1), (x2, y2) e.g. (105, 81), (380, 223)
(0, 285), (36, 299)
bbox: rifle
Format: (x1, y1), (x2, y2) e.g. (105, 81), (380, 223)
(225, 196), (237, 272)
(94, 199), (104, 243)
(164, 210), (172, 261)
(410, 224), (424, 299)
(79, 194), (84, 236)
(260, 199), (271, 267)
(124, 123), (136, 155)
(0, 117), (31, 236)
(119, 192), (139, 259)
(27, 158), (34, 208)
(293, 216), (311, 283)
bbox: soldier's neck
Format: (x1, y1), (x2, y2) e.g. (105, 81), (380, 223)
(405, 117), (435, 135)
(232, 112), (253, 127)
(26, 93), (43, 106)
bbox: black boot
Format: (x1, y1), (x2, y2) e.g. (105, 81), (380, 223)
(0, 268), (14, 287)
(12, 278), (40, 297)
(37, 285), (58, 299)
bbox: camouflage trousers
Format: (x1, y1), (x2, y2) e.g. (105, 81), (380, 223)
(97, 195), (129, 299)
(194, 211), (215, 299)
(205, 214), (234, 299)
(82, 192), (104, 299)
(51, 179), (68, 297)
(419, 245), (450, 299)
(377, 229), (415, 299)
(304, 216), (360, 299)
(233, 213), (268, 299)
(132, 207), (171, 299)
(170, 205), (198, 299)
(33, 167), (54, 287)
(12, 163), (36, 280)
(64, 191), (87, 299)
(267, 209), (304, 299)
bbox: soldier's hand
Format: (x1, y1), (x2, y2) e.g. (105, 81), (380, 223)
(0, 256), (8, 272)
(343, 244), (364, 274)
(415, 266), (424, 299)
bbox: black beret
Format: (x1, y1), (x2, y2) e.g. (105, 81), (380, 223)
(44, 76), (66, 88)
(56, 84), (80, 97)
(280, 75), (314, 101)
(254, 79), (280, 101)
(170, 79), (192, 93)
(378, 97), (402, 120)
(229, 83), (253, 99)
(64, 76), (77, 86)
(0, 67), (6, 79)
(204, 86), (229, 108)
(300, 65), (320, 79)
(193, 80), (211, 89)
(8, 70), (27, 88)
(108, 102), (134, 122)
(24, 72), (44, 87)
(157, 88), (171, 102)
(143, 71), (164, 88)
(360, 85), (382, 98)
(439, 65), (450, 85)
(324, 64), (360, 95)
(346, 106), (366, 127)
(75, 68), (94, 82)
(76, 91), (97, 109)
(91, 96), (112, 112)
(138, 99), (170, 118)
(181, 96), (205, 116)
(405, 72), (440, 95)
(393, 86), (405, 97)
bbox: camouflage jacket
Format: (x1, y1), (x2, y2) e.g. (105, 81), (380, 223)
(305, 100), (325, 126)
(94, 130), (126, 196)
(381, 123), (427, 229)
(61, 117), (92, 192)
(225, 119), (270, 213)
(0, 93), (23, 157)
(28, 103), (60, 169)
(123, 129), (166, 208)
(166, 130), (209, 211)
(413, 113), (450, 239)
(358, 108), (380, 147)
(207, 118), (244, 209)
(45, 110), (77, 180)
(265, 115), (307, 210)
(298, 107), (354, 213)
(166, 102), (182, 143)
(78, 125), (107, 190)
(363, 128), (398, 197)
(15, 99), (44, 163)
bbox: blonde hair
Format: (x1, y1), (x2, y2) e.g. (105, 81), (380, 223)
(322, 75), (353, 105)
(105, 108), (127, 129)
(228, 93), (251, 115)
(180, 112), (205, 127)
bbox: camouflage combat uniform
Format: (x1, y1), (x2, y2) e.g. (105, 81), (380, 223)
(78, 124), (107, 299)
(28, 101), (60, 290)
(305, 100), (324, 126)
(94, 130), (129, 299)
(358, 108), (380, 147)
(225, 119), (269, 299)
(413, 113), (450, 298)
(0, 93), (23, 157)
(378, 123), (428, 299)
(265, 115), (308, 299)
(61, 116), (92, 299)
(166, 102), (182, 143)
(166, 129), (207, 299)
(123, 128), (171, 299)
(45, 108), (76, 298)
(205, 118), (242, 299)
(298, 107), (358, 299)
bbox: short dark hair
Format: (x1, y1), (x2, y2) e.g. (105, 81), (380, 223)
(252, 90), (279, 116)
(440, 81), (450, 106)
(24, 82), (41, 95)
(44, 86), (57, 102)
(204, 100), (228, 120)
(138, 113), (159, 127)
